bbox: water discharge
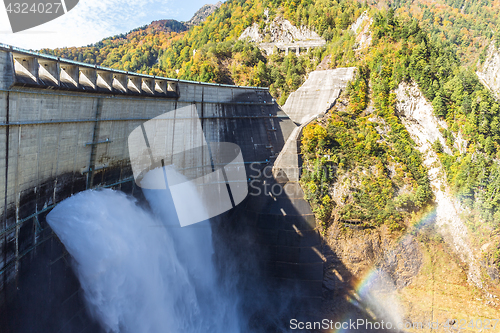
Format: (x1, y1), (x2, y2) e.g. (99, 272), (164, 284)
(47, 168), (240, 333)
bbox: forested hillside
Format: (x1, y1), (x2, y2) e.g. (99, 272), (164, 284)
(389, 0), (500, 63)
(40, 2), (220, 73)
(302, 7), (500, 232)
(41, 21), (187, 74)
(43, 0), (367, 103)
(43, 0), (500, 102)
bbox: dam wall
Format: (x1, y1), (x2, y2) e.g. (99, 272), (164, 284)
(264, 68), (356, 313)
(0, 45), (330, 332)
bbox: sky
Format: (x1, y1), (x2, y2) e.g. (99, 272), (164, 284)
(0, 0), (216, 50)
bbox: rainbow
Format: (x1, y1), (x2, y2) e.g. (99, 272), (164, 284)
(326, 208), (438, 332)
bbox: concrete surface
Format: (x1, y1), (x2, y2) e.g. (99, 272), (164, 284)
(274, 68), (356, 183)
(282, 67), (356, 125)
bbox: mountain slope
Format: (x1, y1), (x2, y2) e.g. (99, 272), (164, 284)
(387, 0), (500, 64)
(40, 2), (222, 74)
(42, 0), (365, 103)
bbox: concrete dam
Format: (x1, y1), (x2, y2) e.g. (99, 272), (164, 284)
(0, 44), (353, 332)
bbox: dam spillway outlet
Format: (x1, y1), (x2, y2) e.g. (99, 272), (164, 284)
(46, 183), (241, 333)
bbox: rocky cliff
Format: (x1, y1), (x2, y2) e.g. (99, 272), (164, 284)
(477, 41), (500, 99)
(185, 2), (222, 27)
(240, 16), (323, 44)
(239, 15), (326, 54)
(395, 81), (481, 287)
(350, 10), (372, 51)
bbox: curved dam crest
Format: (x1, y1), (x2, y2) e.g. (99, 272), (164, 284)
(0, 44), (354, 332)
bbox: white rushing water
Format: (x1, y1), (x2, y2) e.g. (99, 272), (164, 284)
(46, 168), (240, 333)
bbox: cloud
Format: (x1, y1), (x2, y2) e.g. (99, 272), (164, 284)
(0, 0), (177, 49)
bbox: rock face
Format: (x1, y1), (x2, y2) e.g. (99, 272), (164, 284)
(323, 224), (422, 288)
(350, 10), (372, 51)
(395, 82), (453, 154)
(240, 16), (323, 44)
(319, 82), (497, 324)
(321, 222), (423, 325)
(185, 2), (222, 27)
(394, 81), (467, 154)
(239, 16), (326, 55)
(395, 81), (482, 288)
(477, 41), (500, 99)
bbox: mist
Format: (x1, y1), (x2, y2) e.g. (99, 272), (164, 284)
(46, 168), (240, 333)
